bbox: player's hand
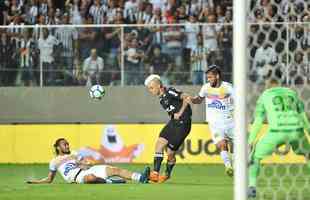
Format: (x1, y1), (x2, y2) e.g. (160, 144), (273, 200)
(174, 112), (182, 120)
(26, 180), (33, 184)
(184, 96), (192, 104)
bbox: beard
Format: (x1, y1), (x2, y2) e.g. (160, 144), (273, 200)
(62, 150), (71, 154)
(210, 79), (218, 87)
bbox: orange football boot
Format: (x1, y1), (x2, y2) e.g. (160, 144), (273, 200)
(149, 171), (159, 183)
(158, 175), (170, 183)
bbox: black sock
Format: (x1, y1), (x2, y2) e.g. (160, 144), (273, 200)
(153, 152), (164, 172)
(165, 162), (175, 177)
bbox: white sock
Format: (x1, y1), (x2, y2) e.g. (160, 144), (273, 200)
(220, 151), (232, 168)
(131, 172), (141, 182)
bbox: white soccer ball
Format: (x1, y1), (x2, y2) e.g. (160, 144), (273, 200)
(89, 84), (105, 100)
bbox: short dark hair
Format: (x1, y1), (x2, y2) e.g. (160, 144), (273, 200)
(206, 65), (222, 78)
(53, 138), (66, 155)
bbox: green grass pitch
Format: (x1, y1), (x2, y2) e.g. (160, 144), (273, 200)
(0, 164), (308, 200)
(0, 164), (233, 200)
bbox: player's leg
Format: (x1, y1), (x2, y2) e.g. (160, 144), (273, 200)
(157, 148), (176, 183)
(210, 125), (233, 176)
(158, 120), (192, 183)
(248, 132), (285, 197)
(289, 131), (310, 169)
(105, 165), (150, 183)
(217, 139), (233, 177)
(80, 165), (150, 184)
(150, 121), (172, 182)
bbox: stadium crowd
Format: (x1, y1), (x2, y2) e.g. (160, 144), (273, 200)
(0, 0), (308, 86)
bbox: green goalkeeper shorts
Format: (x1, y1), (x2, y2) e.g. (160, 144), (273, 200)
(251, 129), (310, 160)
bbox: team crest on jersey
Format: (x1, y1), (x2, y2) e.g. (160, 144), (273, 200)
(64, 162), (77, 176)
(208, 100), (226, 110)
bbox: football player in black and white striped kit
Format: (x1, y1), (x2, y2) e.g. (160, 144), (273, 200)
(144, 74), (192, 183)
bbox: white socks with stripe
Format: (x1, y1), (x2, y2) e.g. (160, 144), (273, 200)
(131, 172), (142, 182)
(220, 151), (232, 168)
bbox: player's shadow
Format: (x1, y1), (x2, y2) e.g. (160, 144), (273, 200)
(165, 182), (231, 186)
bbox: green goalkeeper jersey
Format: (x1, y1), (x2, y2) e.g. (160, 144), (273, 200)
(248, 87), (310, 144)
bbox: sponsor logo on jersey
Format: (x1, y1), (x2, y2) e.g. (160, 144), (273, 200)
(208, 100), (226, 110)
(64, 162), (77, 176)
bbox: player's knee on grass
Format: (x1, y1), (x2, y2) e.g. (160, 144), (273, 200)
(216, 140), (228, 151)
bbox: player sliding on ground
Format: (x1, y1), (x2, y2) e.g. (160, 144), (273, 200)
(144, 74), (192, 183)
(248, 79), (310, 198)
(186, 65), (234, 177)
(26, 138), (150, 184)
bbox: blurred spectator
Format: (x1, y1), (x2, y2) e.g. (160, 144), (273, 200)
(124, 38), (144, 85)
(83, 48), (104, 86)
(79, 16), (96, 59)
(54, 13), (78, 85)
(38, 28), (59, 86)
(184, 14), (200, 51)
(202, 15), (219, 65)
(252, 40), (278, 84)
(67, 0), (83, 25)
(190, 34), (207, 85)
(162, 17), (185, 84)
(0, 31), (17, 86)
(218, 25), (233, 78)
(147, 44), (172, 85)
(289, 51), (309, 85)
(124, 0), (138, 23)
(18, 30), (37, 86)
(89, 0), (107, 24)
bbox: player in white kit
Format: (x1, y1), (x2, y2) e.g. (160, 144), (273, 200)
(26, 138), (150, 184)
(187, 65), (234, 177)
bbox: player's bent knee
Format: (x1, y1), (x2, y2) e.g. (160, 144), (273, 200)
(83, 174), (98, 183)
(155, 137), (168, 151)
(106, 166), (120, 176)
(167, 154), (176, 162)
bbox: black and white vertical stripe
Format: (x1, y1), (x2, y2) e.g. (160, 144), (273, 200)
(89, 4), (107, 24)
(191, 46), (207, 72)
(55, 27), (78, 57)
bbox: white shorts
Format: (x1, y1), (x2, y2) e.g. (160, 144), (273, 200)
(75, 165), (108, 184)
(209, 123), (234, 144)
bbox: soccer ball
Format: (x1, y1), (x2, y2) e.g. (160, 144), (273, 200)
(89, 84), (105, 100)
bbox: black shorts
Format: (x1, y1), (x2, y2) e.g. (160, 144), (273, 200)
(159, 119), (192, 151)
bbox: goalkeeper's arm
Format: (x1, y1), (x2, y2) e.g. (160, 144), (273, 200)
(302, 112), (310, 136)
(248, 96), (265, 146)
(297, 99), (310, 136)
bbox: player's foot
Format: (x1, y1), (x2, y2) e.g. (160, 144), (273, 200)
(149, 171), (159, 182)
(225, 166), (234, 177)
(139, 167), (150, 183)
(248, 186), (257, 198)
(158, 174), (170, 183)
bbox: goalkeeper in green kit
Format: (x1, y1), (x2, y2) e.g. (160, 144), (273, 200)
(248, 79), (310, 198)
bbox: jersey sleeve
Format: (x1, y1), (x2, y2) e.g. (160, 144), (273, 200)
(298, 100), (310, 133)
(167, 87), (182, 100)
(248, 95), (266, 144)
(198, 85), (207, 98)
(49, 160), (57, 172)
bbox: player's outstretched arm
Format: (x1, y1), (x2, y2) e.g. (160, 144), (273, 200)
(189, 96), (204, 104)
(26, 171), (56, 184)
